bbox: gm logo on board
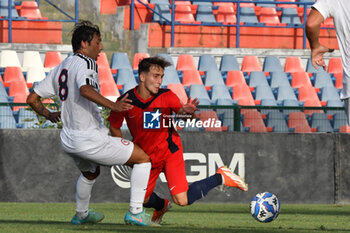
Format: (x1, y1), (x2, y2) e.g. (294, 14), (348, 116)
(143, 109), (161, 129)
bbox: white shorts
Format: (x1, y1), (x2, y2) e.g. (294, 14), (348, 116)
(60, 127), (134, 173)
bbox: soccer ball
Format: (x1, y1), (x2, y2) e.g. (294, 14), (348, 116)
(250, 192), (280, 223)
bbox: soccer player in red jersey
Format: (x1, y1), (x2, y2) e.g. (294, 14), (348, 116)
(108, 57), (248, 224)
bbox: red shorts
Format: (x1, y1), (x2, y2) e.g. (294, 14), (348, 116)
(145, 148), (188, 199)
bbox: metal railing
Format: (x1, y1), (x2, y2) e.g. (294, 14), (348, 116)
(130, 0), (334, 48)
(1, 0), (79, 43)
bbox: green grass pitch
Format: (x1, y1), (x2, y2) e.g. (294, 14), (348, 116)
(0, 203), (350, 233)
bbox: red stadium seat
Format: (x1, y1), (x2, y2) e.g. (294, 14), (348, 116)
(242, 109), (268, 132)
(182, 70), (203, 87)
(98, 67), (115, 85)
(284, 57), (304, 72)
(232, 83), (256, 106)
(176, 54), (197, 71)
(328, 57), (343, 89)
(44, 51), (62, 69)
(259, 7), (280, 24)
(339, 125), (350, 133)
(225, 70), (246, 88)
(276, 0), (297, 8)
(321, 17), (334, 27)
(241, 56), (262, 72)
(3, 67), (26, 86)
(19, 1), (43, 19)
(167, 83), (188, 104)
(199, 110), (223, 132)
(96, 52), (110, 69)
(297, 86), (321, 107)
(215, 5), (236, 24)
(290, 72), (312, 88)
(100, 82), (120, 101)
(175, 5), (195, 22)
(132, 53), (150, 70)
(288, 112), (312, 133)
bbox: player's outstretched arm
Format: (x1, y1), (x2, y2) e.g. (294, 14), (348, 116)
(306, 9), (334, 70)
(26, 91), (61, 123)
(80, 85), (133, 112)
(178, 97), (200, 118)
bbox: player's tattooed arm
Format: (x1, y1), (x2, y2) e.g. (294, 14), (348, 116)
(26, 91), (61, 123)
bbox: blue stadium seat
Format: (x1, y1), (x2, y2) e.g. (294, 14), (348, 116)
(0, 106), (16, 128)
(0, 0), (19, 17)
(219, 55), (240, 71)
(189, 84), (211, 105)
(320, 86), (340, 102)
(248, 71), (269, 87)
(18, 108), (39, 128)
(260, 98), (278, 115)
(276, 85), (298, 103)
(152, 4), (171, 24)
(198, 55), (218, 72)
(116, 68), (137, 85)
(215, 98), (235, 106)
(192, 1), (212, 6)
(332, 111), (348, 131)
(162, 67), (181, 86)
(281, 8), (302, 25)
(157, 53), (175, 67)
(0, 82), (8, 99)
(196, 5), (217, 23)
(110, 52), (132, 70)
(204, 68), (225, 86)
(298, 0), (315, 8)
(263, 56), (283, 72)
(270, 71), (290, 89)
(256, 0), (275, 7)
(255, 85), (276, 101)
(239, 7), (259, 24)
(266, 111), (289, 132)
(210, 84), (231, 101)
(310, 113), (334, 132)
(305, 58), (324, 73)
(150, 0), (169, 4)
(326, 99), (344, 116)
(313, 72), (334, 88)
(282, 99), (301, 115)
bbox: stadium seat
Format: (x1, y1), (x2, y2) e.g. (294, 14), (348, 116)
(157, 53), (175, 66)
(150, 0), (169, 4)
(297, 85), (322, 108)
(232, 84), (256, 106)
(320, 86), (340, 101)
(198, 55), (218, 72)
(22, 51), (44, 72)
(310, 112), (333, 132)
(175, 5), (195, 22)
(96, 52), (110, 69)
(241, 56), (262, 72)
(288, 112), (312, 133)
(282, 99), (301, 115)
(239, 7), (259, 24)
(167, 83), (188, 104)
(255, 85), (275, 101)
(276, 0), (297, 8)
(284, 57), (304, 73)
(321, 17), (334, 27)
(276, 85), (298, 102)
(26, 66), (46, 84)
(0, 0), (19, 17)
(339, 125), (350, 133)
(225, 70), (247, 88)
(210, 84), (231, 101)
(196, 5), (217, 23)
(110, 52), (132, 70)
(100, 82), (120, 101)
(327, 57), (343, 89)
(182, 69), (203, 87)
(3, 66), (26, 85)
(237, 2), (255, 8)
(19, 1), (42, 19)
(152, 4), (171, 24)
(176, 54), (197, 71)
(0, 81), (8, 99)
(9, 81), (29, 110)
(263, 56), (284, 72)
(259, 7), (280, 24)
(204, 68), (225, 86)
(270, 71), (290, 89)
(189, 84), (211, 105)
(215, 4), (236, 24)
(242, 110), (268, 132)
(215, 98), (235, 106)
(248, 71), (269, 87)
(290, 72), (312, 88)
(132, 53), (150, 70)
(313, 72), (334, 89)
(115, 68), (138, 86)
(333, 111), (348, 131)
(17, 108), (39, 129)
(0, 115), (17, 128)
(256, 0), (275, 7)
(44, 51), (62, 69)
(266, 111), (289, 132)
(162, 67), (181, 86)
(281, 7), (301, 25)
(326, 99), (344, 116)
(219, 55), (240, 71)
(0, 50), (21, 68)
(298, 0), (315, 8)
(192, 1), (212, 5)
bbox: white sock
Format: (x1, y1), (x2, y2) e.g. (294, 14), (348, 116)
(76, 174), (96, 219)
(129, 162), (151, 214)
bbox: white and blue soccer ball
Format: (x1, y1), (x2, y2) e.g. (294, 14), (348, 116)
(250, 192), (280, 223)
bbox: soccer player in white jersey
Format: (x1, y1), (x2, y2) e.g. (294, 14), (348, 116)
(26, 21), (154, 226)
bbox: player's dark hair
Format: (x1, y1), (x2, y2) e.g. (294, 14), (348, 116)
(71, 20), (101, 53)
(138, 56), (171, 76)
